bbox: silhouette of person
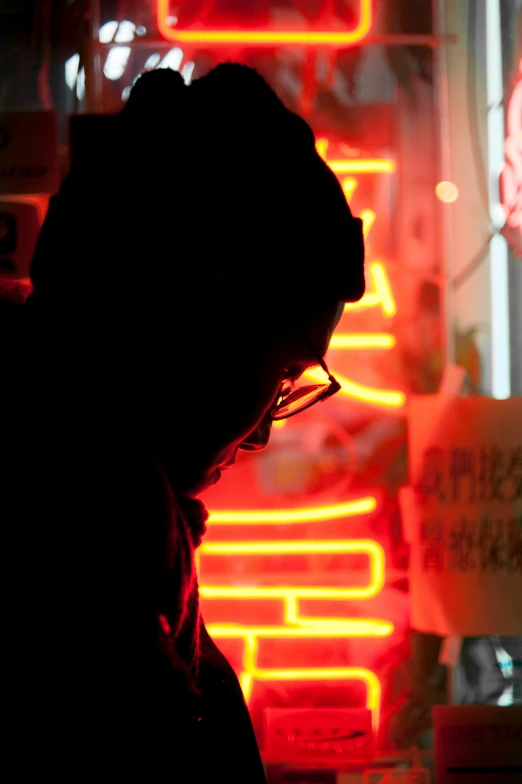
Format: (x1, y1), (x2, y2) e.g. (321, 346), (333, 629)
(2, 64), (364, 781)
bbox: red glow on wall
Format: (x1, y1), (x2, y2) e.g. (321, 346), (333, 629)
(157, 0), (373, 47)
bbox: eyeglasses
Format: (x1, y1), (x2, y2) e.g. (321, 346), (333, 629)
(270, 333), (341, 421)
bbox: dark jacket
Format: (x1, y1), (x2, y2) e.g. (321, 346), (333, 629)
(1, 286), (265, 781)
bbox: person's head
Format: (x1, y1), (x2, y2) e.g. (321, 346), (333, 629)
(28, 64), (365, 496)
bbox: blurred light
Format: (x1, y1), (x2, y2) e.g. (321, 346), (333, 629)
(344, 261), (397, 317)
(99, 20), (119, 43)
(329, 333), (396, 349)
(65, 53), (79, 91)
(316, 138), (329, 159)
(435, 180), (459, 203)
(114, 20), (136, 43)
(157, 0), (372, 46)
(65, 54), (85, 101)
(158, 46), (184, 71)
(360, 208), (376, 236)
(76, 67), (85, 101)
(181, 60), (196, 85)
(144, 53), (161, 69)
(207, 498), (376, 525)
(341, 176), (358, 201)
(272, 419), (287, 429)
(136, 25), (147, 37)
(121, 86), (132, 101)
(103, 46), (131, 80)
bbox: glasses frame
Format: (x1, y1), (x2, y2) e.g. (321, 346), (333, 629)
(270, 332), (341, 421)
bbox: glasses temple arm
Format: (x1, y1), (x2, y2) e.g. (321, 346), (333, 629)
(301, 330), (335, 380)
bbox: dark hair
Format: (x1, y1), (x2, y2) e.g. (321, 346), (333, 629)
(30, 64), (364, 307)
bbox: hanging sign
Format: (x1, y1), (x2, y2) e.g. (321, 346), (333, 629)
(407, 396), (522, 637)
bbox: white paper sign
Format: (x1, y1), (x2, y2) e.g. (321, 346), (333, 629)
(407, 396), (522, 637)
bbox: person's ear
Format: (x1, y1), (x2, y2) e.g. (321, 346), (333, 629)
(169, 223), (224, 289)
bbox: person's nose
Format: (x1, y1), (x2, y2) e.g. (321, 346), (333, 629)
(239, 416), (272, 452)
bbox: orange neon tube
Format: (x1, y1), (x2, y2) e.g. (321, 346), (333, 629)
(207, 618), (393, 640)
(201, 584), (383, 600)
(344, 262), (397, 317)
(207, 499), (376, 525)
(207, 621), (393, 639)
(304, 367), (405, 408)
(199, 539), (385, 599)
(209, 628), (382, 726)
(360, 208), (376, 237)
(341, 176), (358, 201)
(256, 667), (381, 729)
(329, 333), (396, 349)
(281, 596), (390, 632)
(157, 0), (372, 47)
(315, 139), (395, 174)
(200, 539), (383, 556)
(238, 662), (381, 728)
(327, 159), (395, 175)
(227, 636), (381, 728)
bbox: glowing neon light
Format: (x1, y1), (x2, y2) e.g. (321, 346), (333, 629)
(316, 138), (329, 159)
(202, 539), (381, 556)
(316, 138), (395, 174)
(257, 667), (381, 727)
(329, 333), (396, 349)
(198, 133), (403, 730)
(199, 539), (385, 599)
(207, 622), (393, 638)
(344, 262), (397, 317)
(360, 208), (376, 237)
(207, 498), (376, 525)
(157, 0), (372, 46)
(328, 159), (395, 174)
(341, 176), (358, 201)
(304, 366), (405, 408)
(199, 531), (390, 726)
(226, 634), (381, 728)
(202, 584), (384, 600)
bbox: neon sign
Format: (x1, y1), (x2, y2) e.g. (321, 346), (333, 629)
(500, 57), (522, 254)
(200, 136), (402, 732)
(157, 0), (372, 47)
(199, 515), (391, 729)
(305, 139), (405, 410)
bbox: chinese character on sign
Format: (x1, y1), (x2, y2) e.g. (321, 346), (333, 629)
(417, 447), (446, 503)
